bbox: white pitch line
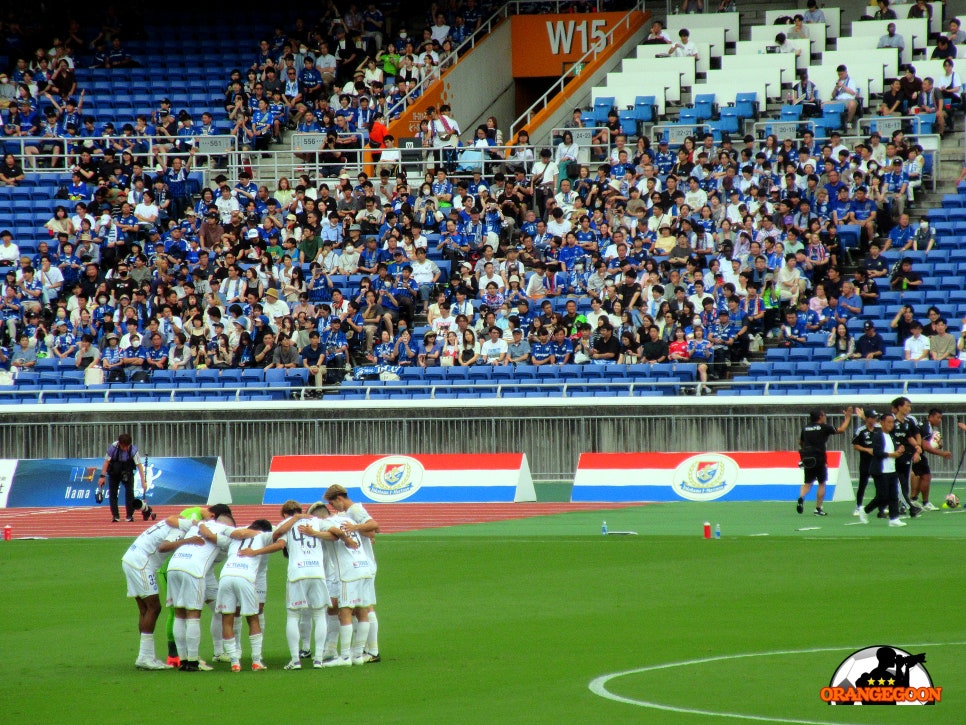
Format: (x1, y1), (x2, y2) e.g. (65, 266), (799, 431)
(589, 641), (966, 725)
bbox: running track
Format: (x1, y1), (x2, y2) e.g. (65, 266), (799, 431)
(0, 503), (641, 539)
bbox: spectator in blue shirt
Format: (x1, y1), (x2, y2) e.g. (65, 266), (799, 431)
(779, 310), (808, 347)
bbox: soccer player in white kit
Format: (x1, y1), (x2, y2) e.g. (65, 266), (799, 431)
(272, 500), (358, 670)
(215, 519), (284, 671)
(303, 495), (375, 667)
(122, 511), (208, 670)
(324, 484), (381, 663)
(166, 514), (252, 672)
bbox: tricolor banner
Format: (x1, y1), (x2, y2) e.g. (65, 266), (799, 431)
(263, 453), (536, 504)
(571, 451), (853, 502)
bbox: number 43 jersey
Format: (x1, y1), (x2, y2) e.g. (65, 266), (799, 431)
(279, 515), (327, 581)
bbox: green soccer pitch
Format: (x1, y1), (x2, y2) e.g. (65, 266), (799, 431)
(2, 501), (964, 725)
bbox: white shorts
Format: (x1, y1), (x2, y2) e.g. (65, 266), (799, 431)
(363, 577), (376, 606)
(256, 572), (268, 604)
(204, 571), (218, 603)
(339, 578), (374, 609)
(326, 577), (341, 600)
(123, 561), (159, 598)
(216, 576), (259, 617)
(167, 570), (205, 610)
(286, 578), (327, 610)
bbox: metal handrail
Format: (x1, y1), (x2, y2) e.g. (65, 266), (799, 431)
(386, 0), (609, 120)
(2, 133), (237, 177)
(510, 0), (647, 138)
(9, 372), (963, 404)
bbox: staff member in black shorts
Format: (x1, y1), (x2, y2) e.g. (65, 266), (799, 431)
(797, 406), (854, 516)
(851, 407), (879, 517)
(911, 407), (964, 511)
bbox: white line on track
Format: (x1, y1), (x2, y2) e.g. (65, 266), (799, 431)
(589, 641), (966, 724)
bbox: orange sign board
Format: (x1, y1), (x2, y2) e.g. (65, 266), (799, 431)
(511, 12), (631, 78)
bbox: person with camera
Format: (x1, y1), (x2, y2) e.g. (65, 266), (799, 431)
(797, 407), (855, 516)
(99, 432), (148, 523)
(856, 413), (907, 527)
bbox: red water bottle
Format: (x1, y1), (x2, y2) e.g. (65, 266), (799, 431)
(3, 525), (11, 541)
(703, 521), (712, 539)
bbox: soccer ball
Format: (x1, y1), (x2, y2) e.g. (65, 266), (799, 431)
(945, 494), (960, 509)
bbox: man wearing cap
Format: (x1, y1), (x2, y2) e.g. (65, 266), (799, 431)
(262, 287), (290, 322)
(854, 321), (886, 360)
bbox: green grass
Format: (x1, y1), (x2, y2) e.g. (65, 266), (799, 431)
(2, 503), (964, 724)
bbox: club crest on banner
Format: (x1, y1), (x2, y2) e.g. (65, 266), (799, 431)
(361, 455), (425, 502)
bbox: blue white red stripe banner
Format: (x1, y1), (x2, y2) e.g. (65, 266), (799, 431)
(264, 453), (536, 504)
(571, 451), (853, 502)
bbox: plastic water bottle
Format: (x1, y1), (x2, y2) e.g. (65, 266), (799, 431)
(601, 520), (608, 535)
(714, 523), (721, 539)
(3, 525), (11, 541)
(703, 521), (711, 539)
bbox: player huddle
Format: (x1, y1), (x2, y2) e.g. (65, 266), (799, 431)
(120, 485), (380, 672)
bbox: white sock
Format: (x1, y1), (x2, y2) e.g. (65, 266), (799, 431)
(351, 621), (370, 658)
(299, 609), (312, 651)
(324, 614), (340, 657)
(224, 636), (239, 664)
(185, 618), (201, 661)
(312, 609), (327, 659)
(339, 623), (353, 659)
(174, 618), (187, 659)
(366, 611), (379, 655)
(234, 619), (242, 654)
(286, 610), (301, 661)
(250, 633), (263, 663)
(210, 612), (223, 655)
(138, 632), (154, 661)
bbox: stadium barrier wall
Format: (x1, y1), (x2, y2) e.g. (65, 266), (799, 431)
(2, 398), (963, 487)
(263, 453), (535, 504)
(571, 451), (853, 503)
(0, 456), (230, 508)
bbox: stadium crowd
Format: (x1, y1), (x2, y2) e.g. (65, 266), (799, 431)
(0, 5), (964, 392)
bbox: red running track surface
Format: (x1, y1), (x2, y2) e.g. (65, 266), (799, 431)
(0, 502), (641, 539)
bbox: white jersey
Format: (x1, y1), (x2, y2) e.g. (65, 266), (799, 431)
(167, 520), (232, 579)
(220, 530), (273, 583)
(344, 503), (377, 575)
(327, 513), (375, 582)
(279, 515), (326, 581)
(121, 517), (193, 571)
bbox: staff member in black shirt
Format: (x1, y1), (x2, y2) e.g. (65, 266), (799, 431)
(856, 412), (906, 527)
(797, 406), (855, 516)
(851, 407), (879, 516)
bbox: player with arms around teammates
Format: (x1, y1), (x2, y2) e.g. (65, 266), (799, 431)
(306, 492), (376, 667)
(324, 484), (381, 663)
(166, 507), (253, 672)
(121, 507), (211, 670)
(272, 500), (358, 670)
(215, 518), (285, 672)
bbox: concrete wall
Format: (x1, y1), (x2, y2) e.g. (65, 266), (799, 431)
(387, 20), (514, 139)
